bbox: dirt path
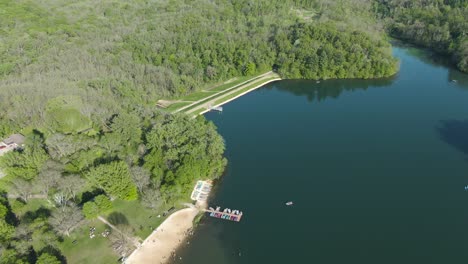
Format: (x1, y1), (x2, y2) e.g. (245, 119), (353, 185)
(124, 208), (199, 264)
(97, 216), (141, 248)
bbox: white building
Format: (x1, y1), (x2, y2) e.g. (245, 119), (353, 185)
(0, 134), (25, 156)
(190, 180), (212, 202)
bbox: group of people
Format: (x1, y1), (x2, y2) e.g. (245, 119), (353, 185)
(89, 226), (110, 239)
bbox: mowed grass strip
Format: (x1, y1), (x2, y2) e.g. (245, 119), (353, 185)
(107, 199), (165, 239)
(212, 77), (279, 106)
(180, 91), (216, 101)
(164, 102), (192, 112)
(182, 74), (271, 113)
(168, 75), (260, 113)
(208, 76), (252, 92)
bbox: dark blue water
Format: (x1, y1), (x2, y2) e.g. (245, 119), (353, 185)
(175, 46), (468, 264)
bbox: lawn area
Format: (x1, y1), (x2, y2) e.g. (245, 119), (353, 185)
(59, 199), (192, 263)
(105, 199), (188, 239)
(60, 220), (118, 264)
(208, 76), (253, 92)
(183, 74), (274, 112)
(172, 72), (271, 114)
(10, 198), (51, 218)
(164, 102), (192, 112)
(181, 85), (243, 113)
(180, 91), (216, 101)
(213, 77), (280, 106)
(191, 108), (207, 116)
(106, 199), (163, 239)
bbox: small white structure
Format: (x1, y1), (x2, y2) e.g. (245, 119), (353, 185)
(190, 180), (212, 202)
(0, 134), (25, 156)
(210, 106), (223, 112)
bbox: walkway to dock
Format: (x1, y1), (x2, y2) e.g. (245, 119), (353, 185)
(174, 71), (276, 114)
(175, 72), (280, 116)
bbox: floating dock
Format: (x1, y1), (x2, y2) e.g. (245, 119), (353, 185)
(210, 106), (223, 112)
(205, 206), (243, 222)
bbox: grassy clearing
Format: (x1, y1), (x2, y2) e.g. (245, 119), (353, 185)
(9, 198), (51, 219)
(106, 198), (191, 239)
(208, 76), (253, 92)
(164, 102), (192, 112)
(191, 108), (206, 116)
(292, 8), (316, 21)
(181, 77), (262, 113)
(164, 72), (271, 114)
(107, 199), (164, 239)
(61, 199), (190, 263)
(180, 91), (216, 101)
(60, 220), (118, 264)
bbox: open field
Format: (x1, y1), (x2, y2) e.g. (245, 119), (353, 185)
(60, 220), (118, 264)
(164, 102), (192, 112)
(180, 91), (216, 101)
(208, 76), (252, 92)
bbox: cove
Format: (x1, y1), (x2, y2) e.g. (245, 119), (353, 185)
(173, 46), (468, 264)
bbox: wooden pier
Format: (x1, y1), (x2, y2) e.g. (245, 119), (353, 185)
(204, 206), (243, 222)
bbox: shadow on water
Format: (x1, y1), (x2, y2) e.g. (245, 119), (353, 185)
(436, 120), (468, 157)
(394, 40), (468, 89)
(266, 76), (395, 103)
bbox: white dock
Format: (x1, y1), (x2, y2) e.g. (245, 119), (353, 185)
(210, 106), (223, 112)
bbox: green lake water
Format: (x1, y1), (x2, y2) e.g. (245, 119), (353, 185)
(173, 46), (468, 264)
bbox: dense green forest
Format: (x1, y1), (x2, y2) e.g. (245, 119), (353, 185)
(0, 113), (226, 263)
(376, 0), (468, 72)
(0, 0), (402, 263)
(0, 0), (398, 137)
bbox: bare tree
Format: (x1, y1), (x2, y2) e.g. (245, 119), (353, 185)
(108, 225), (135, 258)
(45, 134), (75, 160)
(10, 179), (33, 202)
(49, 204), (83, 237)
(141, 188), (162, 211)
(12, 224), (33, 256)
(56, 175), (86, 202)
(130, 166), (150, 193)
(36, 160), (62, 198)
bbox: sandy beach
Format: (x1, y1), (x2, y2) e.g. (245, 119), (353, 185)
(125, 207), (199, 264)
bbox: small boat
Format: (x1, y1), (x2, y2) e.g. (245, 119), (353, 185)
(451, 79), (458, 83)
(285, 201), (293, 206)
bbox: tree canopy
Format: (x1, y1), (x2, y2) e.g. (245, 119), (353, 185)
(376, 0), (468, 72)
(0, 0), (447, 262)
(86, 161), (138, 201)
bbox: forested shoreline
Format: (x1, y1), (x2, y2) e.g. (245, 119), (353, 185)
(0, 0), (398, 137)
(376, 0), (468, 73)
(0, 0), (460, 263)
